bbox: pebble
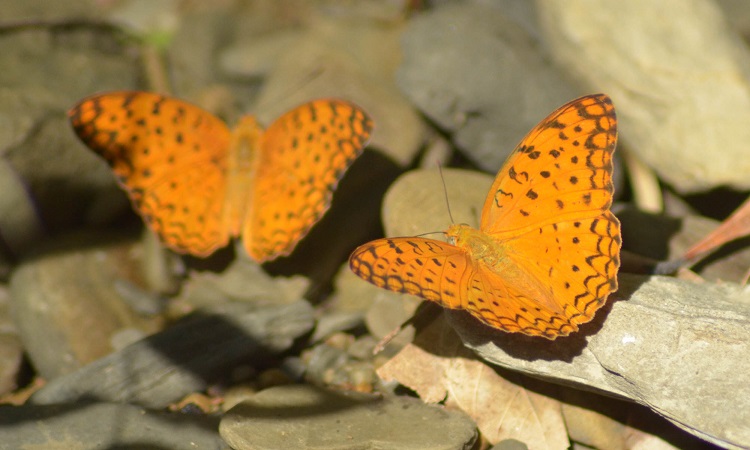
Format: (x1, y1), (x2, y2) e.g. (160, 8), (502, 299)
(220, 384), (478, 450)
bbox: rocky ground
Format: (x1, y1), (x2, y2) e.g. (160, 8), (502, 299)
(0, 1), (749, 449)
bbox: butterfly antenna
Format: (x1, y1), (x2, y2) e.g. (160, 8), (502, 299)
(437, 164), (456, 224)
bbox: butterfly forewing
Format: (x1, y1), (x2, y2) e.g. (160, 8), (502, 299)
(68, 91), (232, 256)
(480, 94), (617, 235)
(247, 99), (373, 261)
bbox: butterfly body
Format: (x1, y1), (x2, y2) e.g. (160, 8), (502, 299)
(350, 94), (620, 339)
(70, 91), (373, 262)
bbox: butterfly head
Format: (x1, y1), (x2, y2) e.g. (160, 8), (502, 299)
(445, 223), (474, 246)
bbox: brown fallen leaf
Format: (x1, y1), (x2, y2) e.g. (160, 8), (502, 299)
(377, 316), (568, 449)
(655, 194), (750, 281)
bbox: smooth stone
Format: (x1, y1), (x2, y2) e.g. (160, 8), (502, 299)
(329, 266), (417, 345)
(301, 340), (378, 393)
(30, 300), (314, 409)
(537, 0), (750, 193)
(0, 334), (23, 397)
(397, 2), (577, 172)
(311, 311), (365, 343)
(177, 257), (309, 313)
(381, 168), (492, 237)
(0, 156), (46, 260)
(9, 232), (163, 379)
(0, 402), (223, 449)
(220, 384), (478, 450)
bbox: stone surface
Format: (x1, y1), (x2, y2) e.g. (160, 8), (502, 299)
(2, 21), (139, 241)
(0, 159), (46, 261)
(177, 257), (309, 312)
(0, 402), (224, 449)
(220, 384), (478, 450)
(537, 0), (750, 193)
(301, 337), (379, 393)
(9, 232), (163, 380)
(397, 2), (578, 172)
(30, 300), (314, 409)
(381, 168), (492, 237)
(453, 274), (750, 449)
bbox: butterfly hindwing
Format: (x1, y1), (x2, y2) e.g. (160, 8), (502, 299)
(349, 237), (472, 310)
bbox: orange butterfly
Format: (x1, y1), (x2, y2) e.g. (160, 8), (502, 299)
(350, 95), (621, 339)
(69, 91), (373, 262)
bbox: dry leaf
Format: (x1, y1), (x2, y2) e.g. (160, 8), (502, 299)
(377, 316), (568, 448)
(656, 194), (750, 279)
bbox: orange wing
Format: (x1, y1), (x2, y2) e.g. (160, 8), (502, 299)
(349, 95), (621, 339)
(350, 236), (587, 338)
(69, 91), (231, 256)
(245, 99), (373, 261)
(349, 237), (472, 310)
(481, 94), (617, 233)
(500, 213), (621, 333)
(478, 94), (620, 336)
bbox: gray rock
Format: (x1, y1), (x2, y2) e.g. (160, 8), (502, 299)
(0, 402), (224, 449)
(453, 274), (750, 449)
(2, 23), (139, 237)
(179, 257), (309, 311)
(301, 340), (379, 392)
(0, 286), (22, 395)
(0, 334), (23, 396)
(30, 300), (314, 409)
(0, 147), (46, 262)
(537, 0), (750, 193)
(10, 233), (163, 380)
(397, 2), (577, 172)
(220, 384), (478, 450)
